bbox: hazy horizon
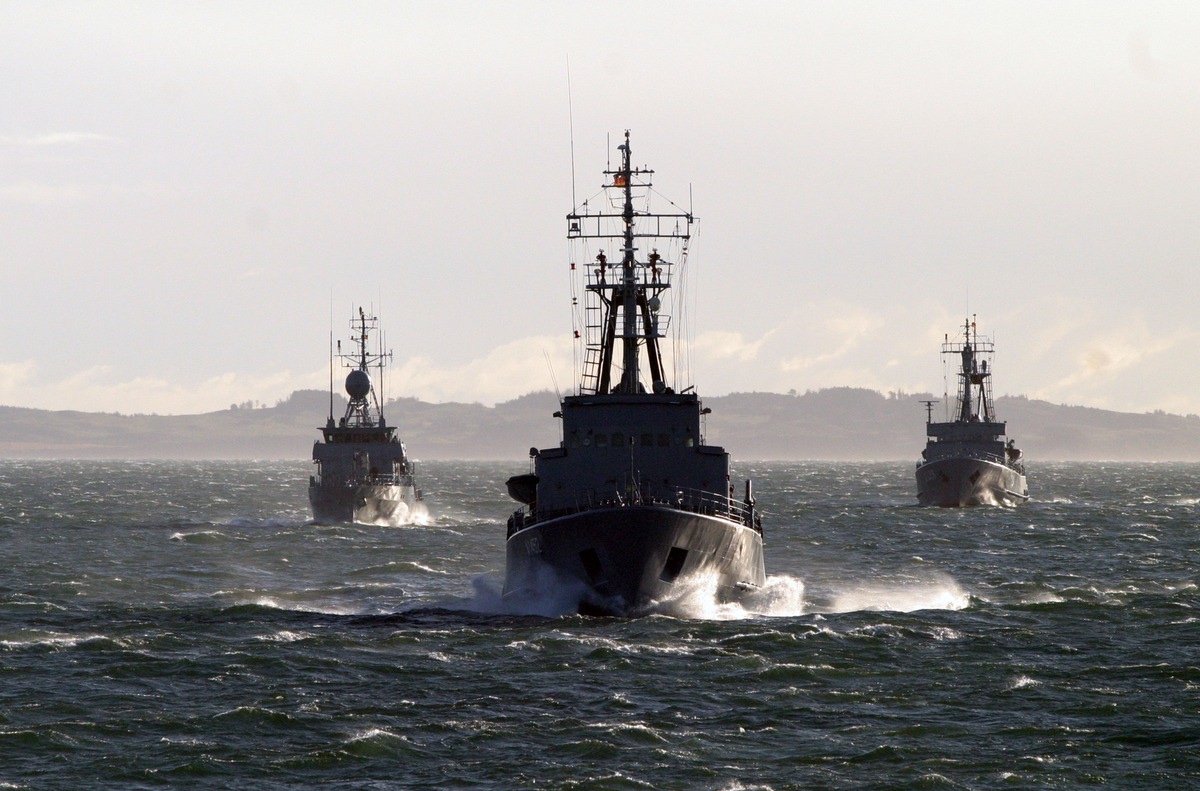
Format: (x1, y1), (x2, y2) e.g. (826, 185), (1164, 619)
(4, 2), (1197, 417)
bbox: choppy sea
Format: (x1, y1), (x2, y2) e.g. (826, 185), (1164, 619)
(1, 459), (1198, 789)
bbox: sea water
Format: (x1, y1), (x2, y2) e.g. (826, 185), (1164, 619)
(1, 459), (1197, 788)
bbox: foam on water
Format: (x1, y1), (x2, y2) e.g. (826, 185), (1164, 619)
(643, 572), (807, 620)
(820, 573), (970, 613)
(360, 500), (433, 527)
(252, 629), (310, 643)
(396, 561), (449, 575)
(0, 631), (117, 650)
(348, 728), (409, 744)
(169, 529), (227, 543)
(247, 595), (365, 616)
(1008, 675), (1042, 690)
(466, 567), (594, 617)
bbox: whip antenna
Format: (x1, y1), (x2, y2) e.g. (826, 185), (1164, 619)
(328, 291), (334, 421)
(567, 56), (577, 211)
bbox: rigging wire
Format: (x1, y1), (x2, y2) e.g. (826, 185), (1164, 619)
(544, 348), (562, 403)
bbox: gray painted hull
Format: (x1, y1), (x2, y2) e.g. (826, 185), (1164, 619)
(504, 505), (766, 615)
(308, 483), (421, 524)
(916, 457), (1028, 507)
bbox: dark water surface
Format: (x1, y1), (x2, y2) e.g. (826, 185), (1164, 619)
(1, 460), (1198, 788)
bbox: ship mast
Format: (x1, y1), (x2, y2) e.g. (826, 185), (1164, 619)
(953, 316), (994, 424)
(339, 307), (391, 428)
(569, 130), (688, 397)
(614, 134), (657, 393)
(957, 318), (974, 422)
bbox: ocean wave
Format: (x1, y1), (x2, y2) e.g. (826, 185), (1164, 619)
(639, 572), (807, 621)
(819, 576), (970, 614)
(0, 631), (125, 650)
(168, 529), (227, 543)
(232, 597), (368, 616)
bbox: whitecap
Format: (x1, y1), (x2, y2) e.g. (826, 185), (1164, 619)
(0, 631), (119, 649)
(1008, 675), (1041, 690)
(822, 575), (970, 613)
(168, 529), (227, 543)
(639, 572), (806, 621)
(348, 728), (408, 743)
(253, 630), (309, 643)
(585, 721), (668, 742)
(248, 596), (363, 615)
(397, 562), (449, 575)
(358, 500), (433, 527)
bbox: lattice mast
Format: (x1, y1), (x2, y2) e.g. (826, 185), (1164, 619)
(947, 316), (996, 424)
(566, 131), (692, 396)
(338, 307), (392, 428)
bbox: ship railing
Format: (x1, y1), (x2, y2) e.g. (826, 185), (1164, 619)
(507, 484), (763, 538)
(916, 449), (1025, 475)
(311, 472), (416, 488)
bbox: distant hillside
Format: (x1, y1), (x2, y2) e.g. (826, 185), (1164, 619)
(702, 388), (1200, 461)
(3, 387), (1200, 460)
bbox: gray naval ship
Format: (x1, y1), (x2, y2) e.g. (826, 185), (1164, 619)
(503, 131), (766, 615)
(309, 307), (424, 525)
(916, 317), (1028, 507)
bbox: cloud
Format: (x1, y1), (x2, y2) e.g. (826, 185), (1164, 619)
(391, 335), (575, 404)
(0, 182), (89, 204)
(1038, 324), (1194, 399)
(779, 304), (885, 372)
(0, 132), (112, 146)
(7, 315), (1198, 417)
(0, 361), (37, 393)
(0, 180), (161, 205)
(1127, 31), (1161, 82)
(2, 364), (326, 415)
(693, 328), (777, 362)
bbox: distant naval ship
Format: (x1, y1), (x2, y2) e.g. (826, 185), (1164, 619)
(309, 308), (424, 525)
(503, 131), (766, 615)
(916, 317), (1028, 507)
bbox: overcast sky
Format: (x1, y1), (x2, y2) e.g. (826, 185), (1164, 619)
(2, 1), (1198, 417)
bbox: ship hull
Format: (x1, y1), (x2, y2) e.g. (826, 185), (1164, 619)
(916, 457), (1028, 507)
(504, 505), (766, 616)
(309, 483), (422, 525)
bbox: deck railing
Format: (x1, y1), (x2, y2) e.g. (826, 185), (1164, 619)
(507, 484), (763, 538)
(916, 450), (1025, 476)
(311, 472), (417, 488)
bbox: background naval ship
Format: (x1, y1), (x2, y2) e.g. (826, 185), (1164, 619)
(309, 307), (425, 525)
(503, 131), (766, 615)
(916, 317), (1028, 507)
